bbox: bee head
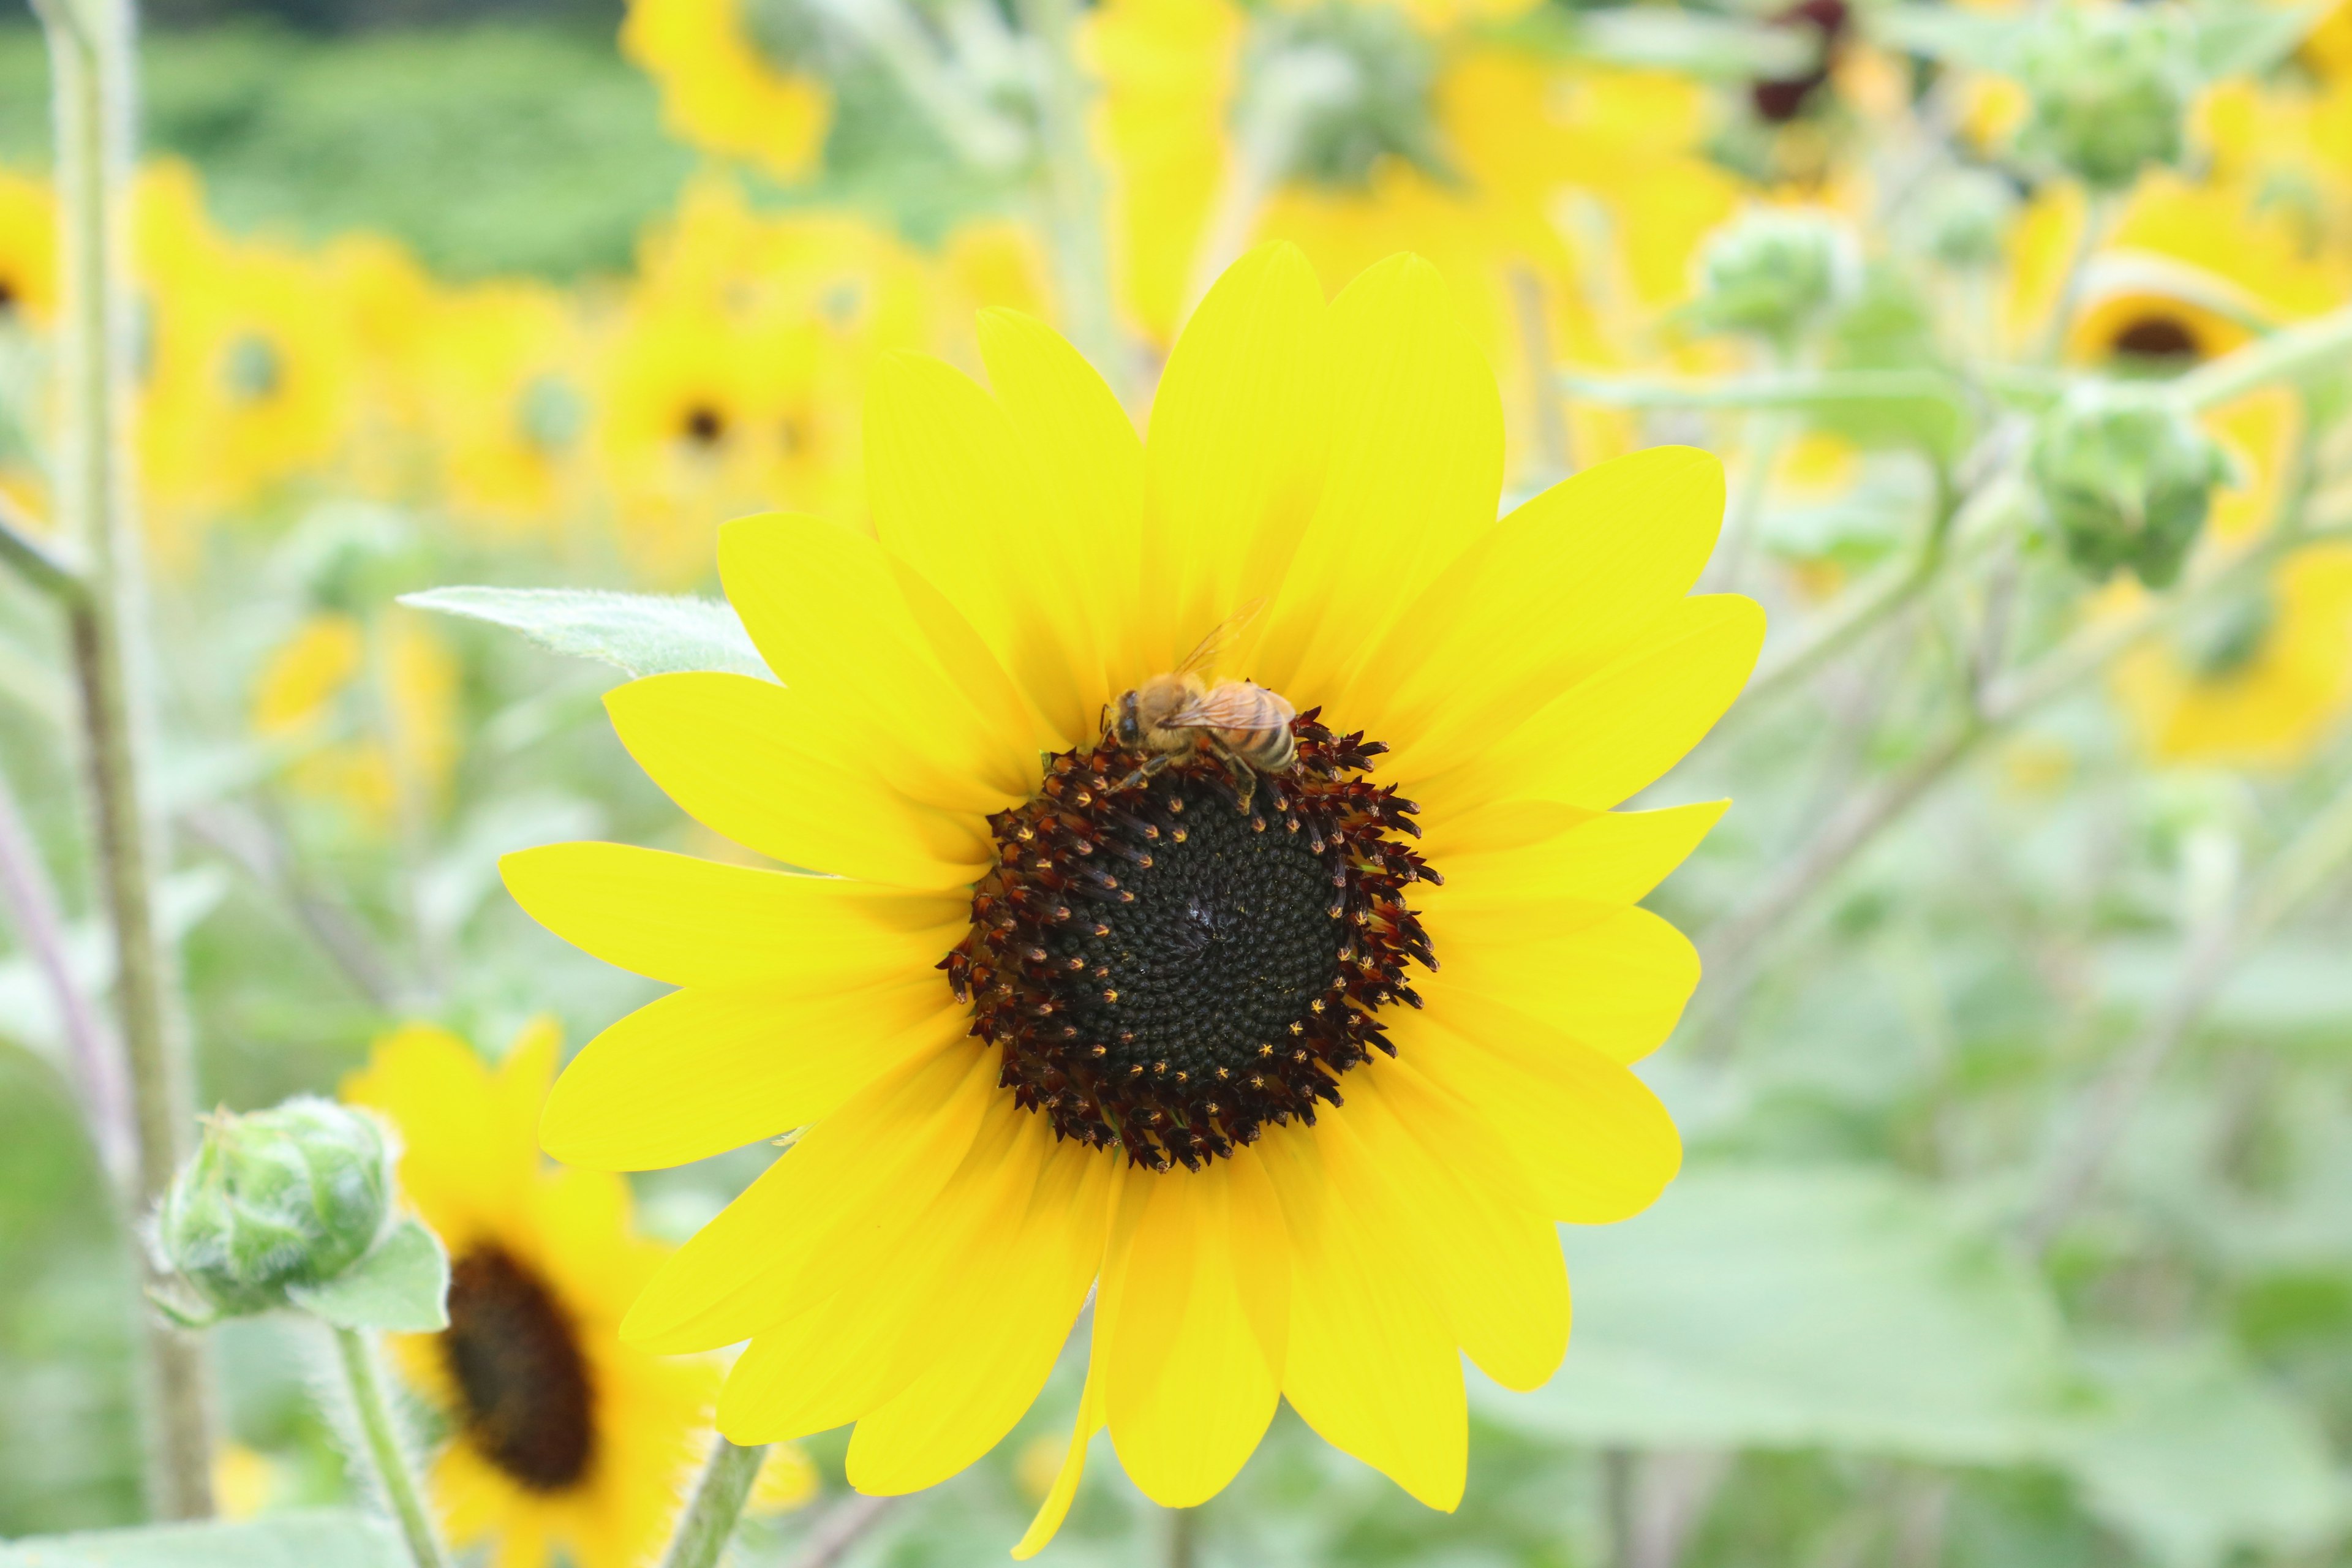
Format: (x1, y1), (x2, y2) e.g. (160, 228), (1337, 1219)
(1112, 690), (1144, 748)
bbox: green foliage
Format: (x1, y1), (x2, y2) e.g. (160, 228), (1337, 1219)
(0, 1510), (405, 1567)
(285, 1216), (450, 1332)
(2027, 383), (2230, 588)
(399, 586), (772, 681)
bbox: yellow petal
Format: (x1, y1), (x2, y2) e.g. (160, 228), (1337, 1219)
(1430, 903), (1700, 1066)
(867, 352), (1103, 748)
(622, 1042), (995, 1353)
(499, 842), (963, 989)
(977, 308), (1147, 693)
(342, 1023), (509, 1238)
(540, 978), (969, 1171)
(1139, 241), (1329, 676)
(1347, 1063), (1569, 1391)
(718, 512), (1042, 812)
(1398, 998), (1682, 1224)
(1425, 801), (1728, 910)
(1415, 594), (1765, 819)
(605, 673), (992, 888)
(1416, 797), (1597, 859)
(718, 1091), (1045, 1442)
(1012, 1333), (1109, 1560)
(1258, 1119), (1466, 1510)
(845, 1137), (1114, 1494)
(1102, 1152), (1287, 1506)
(1355, 447), (1726, 780)
(1253, 254), (1507, 710)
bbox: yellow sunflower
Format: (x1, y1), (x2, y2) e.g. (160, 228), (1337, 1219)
(595, 185), (939, 579)
(2108, 545), (2352, 767)
(502, 245), (1759, 1550)
(343, 1019), (729, 1568)
(0, 167), (56, 328)
(136, 164), (364, 537)
(622, 0), (831, 183)
(1087, 0), (1708, 470)
(415, 280), (594, 533)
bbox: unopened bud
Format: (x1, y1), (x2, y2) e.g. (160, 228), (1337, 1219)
(156, 1098), (395, 1322)
(2029, 385), (2229, 588)
(2015, 5), (2193, 190)
(1692, 207), (1860, 345)
(1238, 2), (1447, 190)
(1913, 168), (2016, 272)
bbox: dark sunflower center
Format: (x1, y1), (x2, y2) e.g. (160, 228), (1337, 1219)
(944, 710), (1436, 1171)
(0, 277), (18, 314)
(2111, 313), (2202, 364)
(442, 1246), (595, 1493)
(682, 403), (728, 447)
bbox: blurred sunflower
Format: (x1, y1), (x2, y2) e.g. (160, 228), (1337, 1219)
(417, 281), (593, 532)
(2109, 545), (2352, 767)
(251, 609), (459, 827)
(0, 168), (56, 328)
(137, 164), (365, 539)
(622, 0), (832, 183)
(344, 1020), (750, 1568)
(1088, 0), (1718, 468)
(503, 246), (1758, 1547)
(597, 185), (937, 579)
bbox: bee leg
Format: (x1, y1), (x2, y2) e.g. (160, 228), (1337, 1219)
(1114, 752), (1175, 795)
(1216, 747), (1257, 814)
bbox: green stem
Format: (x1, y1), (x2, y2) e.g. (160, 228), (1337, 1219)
(2173, 304), (2352, 413)
(32, 0), (216, 1518)
(1706, 405), (1796, 595)
(2035, 189), (2113, 365)
(1165, 1504), (1200, 1568)
(1015, 0), (1129, 401)
(660, 1437), (767, 1568)
(331, 1326), (450, 1568)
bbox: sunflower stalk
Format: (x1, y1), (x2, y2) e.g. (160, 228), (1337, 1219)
(2171, 303), (2352, 413)
(659, 1436), (767, 1568)
(331, 1325), (452, 1568)
(2021, 777), (2352, 1253)
(1703, 344), (1800, 594)
(30, 0), (217, 1518)
(2034, 190), (2115, 365)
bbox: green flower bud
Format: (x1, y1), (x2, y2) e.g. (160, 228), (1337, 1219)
(156, 1098), (396, 1322)
(1692, 207), (1860, 346)
(2015, 6), (2194, 191)
(1913, 168), (2016, 273)
(2029, 385), (2230, 588)
(1238, 2), (1449, 190)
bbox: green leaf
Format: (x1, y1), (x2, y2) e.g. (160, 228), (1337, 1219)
(0, 1510), (404, 1567)
(1870, 4), (2026, 70)
(2061, 1338), (2346, 1568)
(399, 586), (774, 682)
(2192, 1), (2329, 78)
(1477, 1166), (2079, 1463)
(284, 1218), (449, 1332)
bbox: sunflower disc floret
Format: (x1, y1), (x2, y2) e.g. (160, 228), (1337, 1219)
(944, 711), (1436, 1170)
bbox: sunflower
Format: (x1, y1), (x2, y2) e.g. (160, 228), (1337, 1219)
(343, 1019), (732, 1568)
(2108, 545), (2352, 768)
(0, 168), (56, 328)
(502, 245), (1758, 1549)
(1086, 0), (1721, 472)
(415, 280), (593, 533)
(595, 184), (938, 581)
(622, 0), (831, 183)
(136, 164), (364, 537)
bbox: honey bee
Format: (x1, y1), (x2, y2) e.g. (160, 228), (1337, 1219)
(1108, 603), (1297, 809)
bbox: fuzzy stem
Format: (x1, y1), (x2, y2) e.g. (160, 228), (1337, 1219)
(2034, 189), (2113, 365)
(2173, 304), (2352, 413)
(331, 1326), (450, 1568)
(1015, 0), (1129, 401)
(32, 0), (216, 1518)
(660, 1436), (768, 1568)
(1165, 1504), (1200, 1568)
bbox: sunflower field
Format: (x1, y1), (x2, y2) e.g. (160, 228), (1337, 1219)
(2, 0), (2351, 1561)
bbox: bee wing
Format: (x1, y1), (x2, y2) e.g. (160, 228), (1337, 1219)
(1172, 598), (1268, 679)
(1166, 682), (1295, 733)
